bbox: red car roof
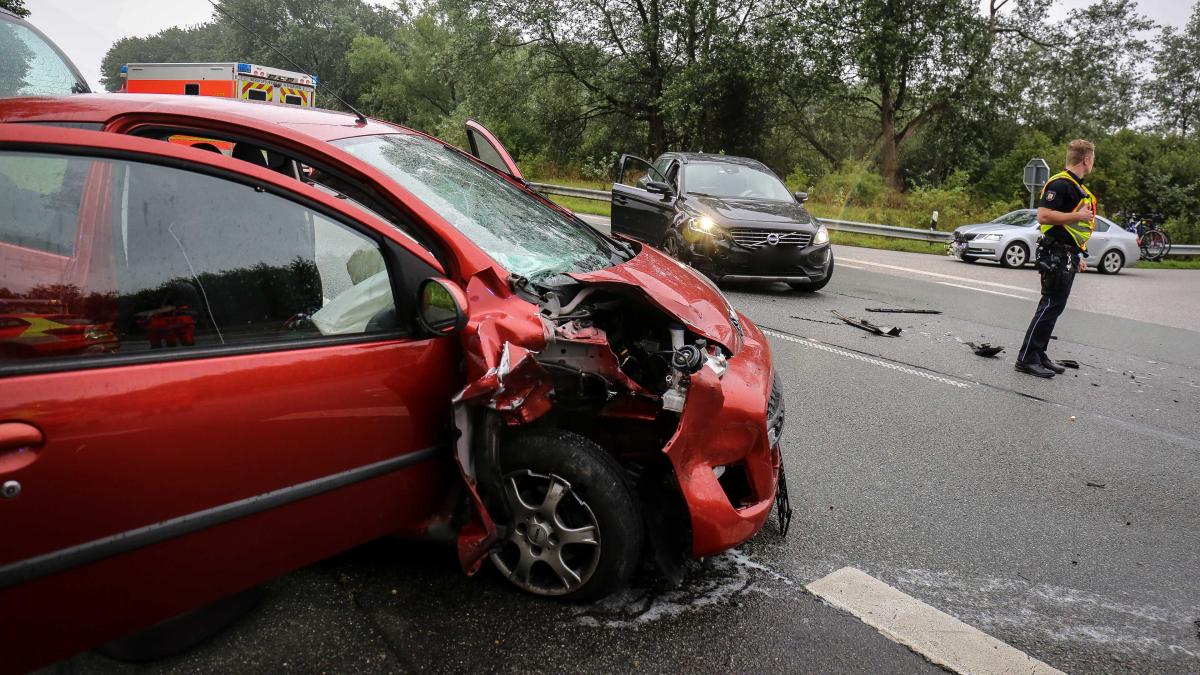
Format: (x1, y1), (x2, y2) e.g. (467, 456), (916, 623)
(0, 94), (409, 142)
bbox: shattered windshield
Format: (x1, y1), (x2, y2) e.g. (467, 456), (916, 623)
(333, 134), (623, 280)
(0, 15), (88, 96)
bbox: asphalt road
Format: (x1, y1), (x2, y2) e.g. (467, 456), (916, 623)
(46, 222), (1199, 674)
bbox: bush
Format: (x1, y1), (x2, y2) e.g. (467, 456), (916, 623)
(784, 166), (810, 193)
(810, 160), (884, 206)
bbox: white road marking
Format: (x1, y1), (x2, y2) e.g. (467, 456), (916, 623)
(807, 567), (1065, 675)
(936, 281), (1036, 300)
(762, 328), (972, 389)
(837, 256), (1036, 293)
(836, 261), (867, 270)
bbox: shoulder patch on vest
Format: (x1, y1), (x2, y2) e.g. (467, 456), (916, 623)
(1045, 190), (1056, 201)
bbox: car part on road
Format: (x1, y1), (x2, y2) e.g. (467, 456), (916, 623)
(967, 342), (1005, 357)
(1085, 481), (1106, 488)
(865, 308), (942, 314)
(489, 429), (643, 600)
(1058, 359), (1080, 369)
(831, 310), (902, 337)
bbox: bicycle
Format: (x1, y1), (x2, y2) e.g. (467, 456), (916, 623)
(1122, 212), (1172, 262)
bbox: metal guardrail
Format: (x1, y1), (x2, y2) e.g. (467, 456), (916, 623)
(531, 182), (1196, 256)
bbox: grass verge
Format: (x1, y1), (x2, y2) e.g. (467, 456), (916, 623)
(548, 194), (610, 217)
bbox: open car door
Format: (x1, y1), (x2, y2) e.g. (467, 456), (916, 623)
(465, 119), (523, 181)
(611, 154), (673, 244)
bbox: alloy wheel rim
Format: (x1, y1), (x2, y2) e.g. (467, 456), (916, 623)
(490, 469), (601, 596)
(1006, 245), (1026, 267)
(1105, 252), (1120, 272)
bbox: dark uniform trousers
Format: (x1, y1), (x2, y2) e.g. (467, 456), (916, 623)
(1017, 246), (1077, 364)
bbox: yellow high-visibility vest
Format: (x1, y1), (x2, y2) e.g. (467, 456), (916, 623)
(1039, 171), (1097, 250)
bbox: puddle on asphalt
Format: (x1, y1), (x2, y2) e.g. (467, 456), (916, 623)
(572, 550), (795, 628)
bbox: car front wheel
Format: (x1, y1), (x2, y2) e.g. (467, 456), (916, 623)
(489, 429), (642, 601)
(1098, 249), (1124, 275)
(1001, 242), (1029, 268)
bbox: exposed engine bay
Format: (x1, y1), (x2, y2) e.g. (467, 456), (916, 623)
(535, 282), (730, 418)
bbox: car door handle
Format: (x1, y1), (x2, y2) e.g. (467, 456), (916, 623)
(613, 195), (628, 205)
(0, 422), (43, 474)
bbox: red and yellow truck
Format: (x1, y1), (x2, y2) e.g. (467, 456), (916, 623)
(120, 62), (317, 107)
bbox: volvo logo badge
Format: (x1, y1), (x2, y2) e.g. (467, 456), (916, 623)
(766, 233), (780, 246)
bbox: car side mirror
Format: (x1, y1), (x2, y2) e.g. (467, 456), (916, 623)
(646, 181), (674, 198)
(793, 191), (808, 204)
(417, 278), (469, 336)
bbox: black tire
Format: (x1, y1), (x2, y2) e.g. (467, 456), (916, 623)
(789, 255), (834, 292)
(489, 429), (642, 601)
(662, 230), (684, 259)
(1097, 249), (1124, 275)
(959, 255), (978, 264)
(1000, 242), (1029, 269)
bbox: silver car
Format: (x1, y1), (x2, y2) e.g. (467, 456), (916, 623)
(949, 209), (1140, 274)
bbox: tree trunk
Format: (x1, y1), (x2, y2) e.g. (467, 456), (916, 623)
(879, 93), (901, 191)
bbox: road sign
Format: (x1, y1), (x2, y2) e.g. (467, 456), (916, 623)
(1024, 158), (1050, 208)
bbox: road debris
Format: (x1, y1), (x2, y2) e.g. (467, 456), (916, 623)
(966, 342), (1004, 357)
(1069, 416), (1077, 422)
(865, 308), (942, 314)
(789, 315), (841, 326)
(1086, 481), (1106, 488)
(831, 310), (901, 337)
(1059, 359), (1080, 369)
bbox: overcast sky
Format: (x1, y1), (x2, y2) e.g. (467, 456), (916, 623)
(25, 0), (1198, 93)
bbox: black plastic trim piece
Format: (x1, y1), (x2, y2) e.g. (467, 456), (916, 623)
(0, 445), (444, 590)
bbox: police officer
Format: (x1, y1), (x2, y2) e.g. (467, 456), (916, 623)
(1015, 140), (1097, 378)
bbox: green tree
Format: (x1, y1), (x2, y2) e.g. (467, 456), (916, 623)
(101, 23), (228, 91)
(0, 0), (29, 18)
(1145, 4), (1200, 137)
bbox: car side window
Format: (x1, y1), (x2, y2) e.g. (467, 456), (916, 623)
(0, 152), (85, 255)
(0, 150), (407, 368)
(1094, 218), (1111, 233)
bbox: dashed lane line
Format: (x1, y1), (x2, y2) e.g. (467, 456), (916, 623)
(808, 567), (1065, 675)
(761, 328), (973, 389)
(936, 281), (1036, 300)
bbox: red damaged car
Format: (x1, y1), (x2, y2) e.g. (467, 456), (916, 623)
(0, 95), (787, 669)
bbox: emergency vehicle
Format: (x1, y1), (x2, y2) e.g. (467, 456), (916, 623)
(120, 62), (317, 107)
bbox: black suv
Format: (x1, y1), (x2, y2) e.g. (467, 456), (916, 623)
(611, 152), (833, 291)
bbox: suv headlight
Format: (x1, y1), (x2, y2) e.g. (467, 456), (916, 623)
(688, 215), (722, 236)
(814, 223), (829, 245)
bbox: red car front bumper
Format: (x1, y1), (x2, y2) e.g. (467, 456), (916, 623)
(662, 312), (780, 557)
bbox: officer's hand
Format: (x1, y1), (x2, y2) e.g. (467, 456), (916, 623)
(1078, 259), (1087, 272)
(1076, 202), (1095, 222)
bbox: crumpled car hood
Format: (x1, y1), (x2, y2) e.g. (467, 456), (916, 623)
(571, 244), (741, 354)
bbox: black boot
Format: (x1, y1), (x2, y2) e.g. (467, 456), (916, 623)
(1040, 355), (1066, 375)
(1015, 360), (1056, 378)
